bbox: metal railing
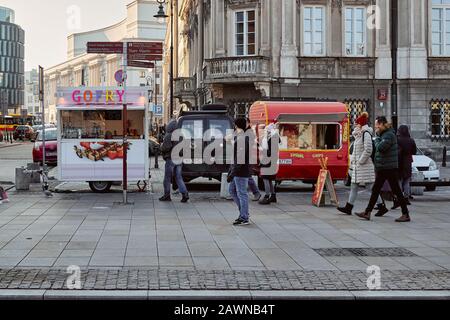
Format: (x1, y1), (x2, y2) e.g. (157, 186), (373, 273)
(205, 56), (270, 79)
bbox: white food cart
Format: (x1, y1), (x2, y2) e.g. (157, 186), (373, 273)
(56, 87), (150, 192)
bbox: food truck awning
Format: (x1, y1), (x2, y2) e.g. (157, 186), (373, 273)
(277, 113), (347, 123)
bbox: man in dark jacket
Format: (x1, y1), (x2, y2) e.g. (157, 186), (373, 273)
(159, 120), (189, 202)
(228, 118), (251, 225)
(356, 116), (411, 222)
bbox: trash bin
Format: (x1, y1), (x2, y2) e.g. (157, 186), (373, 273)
(27, 163), (41, 183)
(15, 167), (31, 190)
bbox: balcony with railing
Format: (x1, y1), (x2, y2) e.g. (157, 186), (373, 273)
(204, 56), (271, 83)
(298, 57), (376, 79)
(174, 77), (196, 98)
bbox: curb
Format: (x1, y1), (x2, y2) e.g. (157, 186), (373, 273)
(0, 290), (449, 300)
(0, 143), (23, 149)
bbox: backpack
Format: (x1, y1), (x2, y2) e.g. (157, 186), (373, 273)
(362, 131), (376, 162)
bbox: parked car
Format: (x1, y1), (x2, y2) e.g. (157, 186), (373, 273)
(176, 105), (234, 183)
(413, 148), (440, 191)
(32, 128), (58, 165)
(31, 124), (56, 141)
(13, 125), (34, 141)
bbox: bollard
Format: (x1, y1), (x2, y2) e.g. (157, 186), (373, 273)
(443, 146), (447, 167)
(15, 167), (31, 190)
(411, 170), (425, 196)
(220, 172), (231, 199)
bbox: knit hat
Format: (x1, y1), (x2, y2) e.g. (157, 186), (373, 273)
(355, 112), (369, 126)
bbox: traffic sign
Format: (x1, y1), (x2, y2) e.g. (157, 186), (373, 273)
(128, 54), (162, 61)
(115, 70), (124, 84)
(128, 60), (155, 68)
(87, 42), (123, 54)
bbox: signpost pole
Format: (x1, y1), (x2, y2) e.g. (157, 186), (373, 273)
(38, 66), (47, 187)
(122, 42), (128, 204)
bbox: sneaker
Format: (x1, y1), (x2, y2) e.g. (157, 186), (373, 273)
(159, 195), (171, 202)
(233, 218), (250, 226)
(252, 193), (261, 201)
(258, 195), (271, 205)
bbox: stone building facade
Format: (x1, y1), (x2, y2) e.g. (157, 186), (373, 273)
(163, 0), (450, 155)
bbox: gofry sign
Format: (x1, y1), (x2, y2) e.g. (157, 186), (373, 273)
(71, 89), (125, 104)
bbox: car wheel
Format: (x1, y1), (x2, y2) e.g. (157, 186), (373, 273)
(89, 181), (112, 193)
(425, 186), (436, 192)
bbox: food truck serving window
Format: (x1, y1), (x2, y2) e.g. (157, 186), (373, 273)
(61, 110), (145, 140)
(279, 123), (341, 150)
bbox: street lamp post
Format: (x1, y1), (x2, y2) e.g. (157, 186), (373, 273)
(154, 0), (173, 120)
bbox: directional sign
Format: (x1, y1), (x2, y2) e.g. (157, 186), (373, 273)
(128, 54), (163, 61)
(87, 42), (123, 54)
(128, 60), (155, 68)
(127, 42), (163, 51)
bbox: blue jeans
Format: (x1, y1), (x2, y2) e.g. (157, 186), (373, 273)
(248, 176), (260, 195)
(229, 177), (249, 221)
(163, 160), (187, 196)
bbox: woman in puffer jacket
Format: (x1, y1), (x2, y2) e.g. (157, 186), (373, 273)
(337, 112), (387, 215)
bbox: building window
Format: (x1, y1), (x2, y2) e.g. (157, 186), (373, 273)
(431, 0), (450, 56)
(345, 7), (367, 56)
(303, 6), (325, 56)
(235, 10), (256, 56)
(430, 99), (450, 139)
(344, 99), (370, 132)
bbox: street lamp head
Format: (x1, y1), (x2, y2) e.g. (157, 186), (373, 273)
(154, 2), (168, 20)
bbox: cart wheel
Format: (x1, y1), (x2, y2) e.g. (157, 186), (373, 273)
(89, 181), (112, 193)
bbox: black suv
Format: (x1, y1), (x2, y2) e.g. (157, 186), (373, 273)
(176, 105), (234, 183)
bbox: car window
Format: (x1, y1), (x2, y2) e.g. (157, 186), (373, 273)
(181, 119), (203, 139)
(206, 119), (230, 139)
(37, 129), (57, 141)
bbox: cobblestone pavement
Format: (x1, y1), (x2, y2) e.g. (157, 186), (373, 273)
(0, 268), (449, 291)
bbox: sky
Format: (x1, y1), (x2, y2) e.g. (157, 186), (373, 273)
(1, 0), (131, 71)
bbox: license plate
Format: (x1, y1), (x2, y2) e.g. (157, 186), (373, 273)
(279, 159), (293, 165)
(46, 152), (57, 157)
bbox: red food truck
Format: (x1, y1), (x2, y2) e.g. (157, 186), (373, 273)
(248, 101), (350, 185)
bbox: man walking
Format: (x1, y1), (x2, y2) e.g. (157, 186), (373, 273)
(356, 116), (411, 222)
(228, 118), (251, 225)
(159, 120), (189, 203)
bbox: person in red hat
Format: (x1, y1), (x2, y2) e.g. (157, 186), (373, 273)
(337, 112), (387, 216)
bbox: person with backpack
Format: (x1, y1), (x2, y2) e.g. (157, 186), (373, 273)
(337, 112), (387, 215)
(159, 119), (189, 203)
(356, 116), (411, 222)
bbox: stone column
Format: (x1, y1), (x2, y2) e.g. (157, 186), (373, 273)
(397, 0), (427, 79)
(375, 0), (392, 79)
(271, 0), (282, 78)
(280, 0), (299, 80)
(215, 0), (226, 56)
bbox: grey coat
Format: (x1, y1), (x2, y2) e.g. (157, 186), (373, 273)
(351, 125), (376, 185)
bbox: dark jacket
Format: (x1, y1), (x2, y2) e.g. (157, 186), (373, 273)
(397, 125), (417, 179)
(229, 130), (250, 178)
(160, 120), (178, 160)
(374, 127), (399, 171)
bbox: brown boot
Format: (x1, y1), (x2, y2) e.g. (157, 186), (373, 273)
(395, 214), (411, 222)
(355, 210), (371, 221)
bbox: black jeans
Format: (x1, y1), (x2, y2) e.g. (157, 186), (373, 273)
(366, 169), (409, 215)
